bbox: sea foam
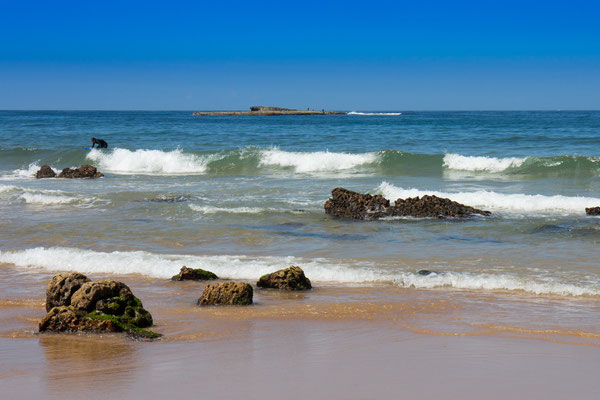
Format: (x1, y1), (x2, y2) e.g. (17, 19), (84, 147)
(348, 112), (403, 116)
(86, 148), (215, 175)
(1, 247), (597, 297)
(377, 181), (600, 215)
(443, 153), (527, 172)
(258, 149), (377, 173)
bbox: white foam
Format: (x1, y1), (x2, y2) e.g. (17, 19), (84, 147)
(1, 163), (59, 180)
(19, 192), (79, 205)
(1, 247), (597, 297)
(348, 111), (402, 116)
(188, 204), (298, 214)
(443, 153), (527, 172)
(259, 149), (377, 173)
(377, 181), (600, 215)
(397, 271), (599, 296)
(0, 247), (387, 282)
(0, 185), (94, 206)
(86, 148), (215, 175)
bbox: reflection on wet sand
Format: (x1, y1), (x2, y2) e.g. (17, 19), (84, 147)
(40, 335), (138, 392)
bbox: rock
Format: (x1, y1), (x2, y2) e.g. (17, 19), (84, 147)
(58, 164), (104, 178)
(70, 280), (132, 312)
(39, 306), (120, 333)
(39, 274), (159, 338)
(197, 282), (253, 306)
(417, 269), (437, 276)
(45, 272), (90, 312)
(324, 188), (491, 220)
(324, 187), (390, 220)
(35, 165), (57, 179)
(257, 266), (312, 291)
(586, 207), (600, 216)
(390, 195), (491, 219)
(172, 266), (218, 281)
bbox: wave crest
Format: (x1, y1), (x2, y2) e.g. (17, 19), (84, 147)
(377, 181), (600, 215)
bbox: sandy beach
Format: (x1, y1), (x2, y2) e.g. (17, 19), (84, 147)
(2, 265), (599, 399)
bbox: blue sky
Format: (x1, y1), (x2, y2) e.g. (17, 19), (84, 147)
(1, 0), (599, 110)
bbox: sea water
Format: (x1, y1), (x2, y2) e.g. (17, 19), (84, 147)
(1, 110), (600, 297)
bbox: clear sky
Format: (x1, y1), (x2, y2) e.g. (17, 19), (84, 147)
(1, 0), (599, 110)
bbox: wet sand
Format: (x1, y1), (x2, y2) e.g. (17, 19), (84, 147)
(1, 266), (600, 399)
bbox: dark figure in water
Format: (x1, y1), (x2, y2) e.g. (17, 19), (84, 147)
(91, 137), (108, 148)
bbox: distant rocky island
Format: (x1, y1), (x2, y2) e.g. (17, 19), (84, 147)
(193, 106), (346, 116)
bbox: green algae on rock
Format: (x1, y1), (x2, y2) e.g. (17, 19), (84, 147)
(39, 273), (160, 339)
(171, 265), (218, 281)
(257, 266), (312, 291)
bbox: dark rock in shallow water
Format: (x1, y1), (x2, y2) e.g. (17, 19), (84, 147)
(172, 266), (218, 281)
(57, 164), (104, 179)
(390, 195), (491, 219)
(257, 266), (312, 291)
(197, 282), (253, 306)
(586, 207), (600, 216)
(324, 188), (491, 220)
(324, 187), (390, 220)
(417, 269), (438, 276)
(35, 165), (57, 179)
(45, 272), (90, 312)
(39, 273), (159, 339)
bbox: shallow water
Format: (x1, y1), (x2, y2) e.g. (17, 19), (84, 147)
(1, 111), (600, 299)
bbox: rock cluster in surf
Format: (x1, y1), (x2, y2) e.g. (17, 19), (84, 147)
(324, 187), (491, 220)
(35, 164), (104, 179)
(39, 272), (159, 339)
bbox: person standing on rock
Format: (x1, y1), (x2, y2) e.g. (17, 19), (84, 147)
(91, 137), (108, 148)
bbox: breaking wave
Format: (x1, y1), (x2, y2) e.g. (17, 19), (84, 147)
(1, 247), (598, 297)
(376, 182), (600, 216)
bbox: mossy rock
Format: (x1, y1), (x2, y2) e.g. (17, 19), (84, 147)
(172, 266), (218, 281)
(39, 306), (160, 339)
(39, 273), (159, 340)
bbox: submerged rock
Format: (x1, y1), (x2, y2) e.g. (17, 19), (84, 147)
(324, 188), (491, 220)
(39, 273), (158, 339)
(197, 282), (253, 306)
(417, 269), (438, 276)
(586, 207), (600, 216)
(172, 266), (218, 281)
(45, 272), (90, 312)
(35, 165), (57, 179)
(257, 266), (312, 291)
(58, 164), (104, 179)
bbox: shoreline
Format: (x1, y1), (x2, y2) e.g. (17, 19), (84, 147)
(1, 268), (599, 399)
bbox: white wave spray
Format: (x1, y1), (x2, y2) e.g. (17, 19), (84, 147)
(377, 181), (600, 215)
(443, 154), (527, 172)
(1, 247), (598, 297)
(259, 149), (377, 173)
(86, 148), (215, 175)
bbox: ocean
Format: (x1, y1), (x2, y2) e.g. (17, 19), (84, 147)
(1, 110), (600, 297)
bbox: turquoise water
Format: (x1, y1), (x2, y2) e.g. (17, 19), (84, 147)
(1, 111), (600, 297)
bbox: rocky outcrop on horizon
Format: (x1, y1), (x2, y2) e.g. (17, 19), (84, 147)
(257, 266), (312, 291)
(324, 187), (491, 220)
